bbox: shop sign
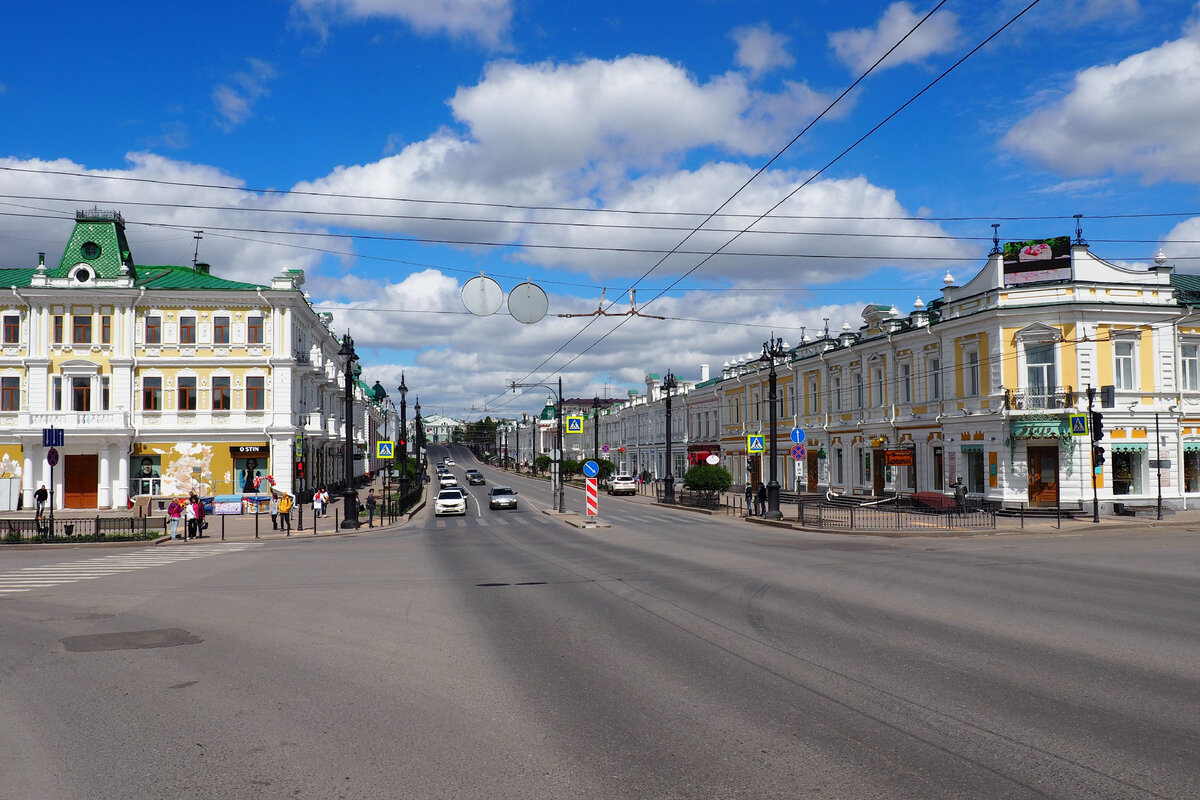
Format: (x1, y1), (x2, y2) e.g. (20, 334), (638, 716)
(230, 445), (270, 456)
(884, 449), (914, 467)
(1009, 417), (1070, 441)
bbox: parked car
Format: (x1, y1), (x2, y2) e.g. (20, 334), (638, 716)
(434, 488), (467, 516)
(608, 475), (636, 495)
(466, 470), (486, 485)
(488, 486), (518, 510)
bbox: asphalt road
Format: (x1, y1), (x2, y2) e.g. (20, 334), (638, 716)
(1, 446), (1197, 799)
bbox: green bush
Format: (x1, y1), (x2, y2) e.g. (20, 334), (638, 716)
(683, 464), (733, 507)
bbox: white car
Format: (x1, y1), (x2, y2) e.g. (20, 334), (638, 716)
(434, 488), (467, 516)
(444, 457), (455, 466)
(608, 475), (637, 495)
(439, 474), (458, 488)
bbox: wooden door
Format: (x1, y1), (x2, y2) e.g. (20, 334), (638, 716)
(1027, 446), (1059, 507)
(806, 452), (818, 492)
(64, 454), (98, 509)
(872, 449), (885, 495)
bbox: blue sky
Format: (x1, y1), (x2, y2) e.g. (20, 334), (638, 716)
(3, 0), (1200, 419)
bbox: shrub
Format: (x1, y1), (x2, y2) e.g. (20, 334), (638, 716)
(682, 464), (733, 507)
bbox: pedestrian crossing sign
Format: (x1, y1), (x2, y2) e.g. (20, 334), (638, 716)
(566, 416), (584, 433)
(1069, 414), (1088, 436)
(377, 441), (394, 459)
(747, 435), (765, 453)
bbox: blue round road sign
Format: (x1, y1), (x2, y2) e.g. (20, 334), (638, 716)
(583, 460), (599, 478)
(47, 447), (60, 467)
(790, 428), (806, 444)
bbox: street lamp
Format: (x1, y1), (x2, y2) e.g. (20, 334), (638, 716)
(760, 334), (786, 520)
(398, 372), (409, 508)
(414, 395), (424, 472)
(338, 333), (360, 528)
(663, 372), (678, 503)
(509, 377), (565, 512)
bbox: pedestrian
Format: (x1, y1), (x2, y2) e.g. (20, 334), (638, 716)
(34, 484), (48, 519)
(322, 487), (331, 515)
(365, 488), (377, 527)
(312, 487), (324, 519)
(184, 493), (199, 538)
(745, 482), (754, 516)
(269, 491), (279, 529)
(166, 496), (183, 540)
(277, 491), (293, 532)
(755, 483), (767, 517)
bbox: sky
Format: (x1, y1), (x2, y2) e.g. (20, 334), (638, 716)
(3, 0), (1200, 420)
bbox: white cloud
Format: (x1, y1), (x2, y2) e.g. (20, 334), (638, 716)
(1162, 216), (1200, 273)
(732, 23), (795, 78)
(292, 0), (512, 48)
(828, 2), (960, 74)
(212, 58), (277, 132)
(1002, 33), (1200, 183)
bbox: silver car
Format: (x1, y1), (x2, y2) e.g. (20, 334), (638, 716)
(488, 486), (518, 510)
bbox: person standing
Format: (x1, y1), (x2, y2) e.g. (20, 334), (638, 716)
(312, 487), (324, 519)
(166, 497), (183, 540)
(322, 487), (331, 516)
(365, 489), (377, 528)
(34, 484), (48, 519)
(269, 492), (279, 530)
(755, 483), (767, 517)
(184, 494), (199, 539)
(744, 483), (754, 516)
(278, 492), (293, 532)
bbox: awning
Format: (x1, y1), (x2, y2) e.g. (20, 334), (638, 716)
(1185, 442), (1200, 452)
(1111, 443), (1148, 453)
(959, 444), (984, 453)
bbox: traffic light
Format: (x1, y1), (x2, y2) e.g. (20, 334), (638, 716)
(1090, 411), (1104, 440)
(296, 460), (305, 479)
(747, 458), (754, 473)
(1092, 445), (1106, 466)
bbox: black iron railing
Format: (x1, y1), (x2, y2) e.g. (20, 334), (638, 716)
(3, 516), (156, 544)
(797, 501), (995, 530)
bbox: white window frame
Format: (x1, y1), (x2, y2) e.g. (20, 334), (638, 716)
(1114, 338), (1137, 391)
(1182, 343), (1199, 391)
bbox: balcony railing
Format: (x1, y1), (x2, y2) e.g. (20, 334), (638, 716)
(25, 411), (130, 429)
(1004, 387), (1076, 410)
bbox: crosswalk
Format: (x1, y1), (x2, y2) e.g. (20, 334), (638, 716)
(0, 543), (260, 596)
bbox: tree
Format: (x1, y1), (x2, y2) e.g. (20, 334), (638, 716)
(597, 458), (616, 483)
(682, 464), (732, 508)
(533, 454), (552, 476)
(562, 459), (581, 481)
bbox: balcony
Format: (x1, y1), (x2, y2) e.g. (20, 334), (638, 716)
(1004, 387), (1076, 411)
(24, 411), (130, 430)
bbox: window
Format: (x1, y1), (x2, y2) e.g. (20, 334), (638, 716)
(1112, 448), (1144, 495)
(853, 372), (864, 409)
(1183, 345), (1199, 391)
(0, 377), (18, 411)
(246, 376), (265, 411)
(142, 377), (162, 411)
(966, 351), (980, 397)
(248, 315), (264, 344)
(101, 315), (111, 345)
(807, 378), (819, 415)
(101, 376), (110, 410)
(872, 367), (885, 406)
(929, 357), (942, 401)
(52, 376), (62, 411)
(965, 449), (985, 493)
(751, 388), (760, 422)
(2, 315), (18, 344)
(145, 316), (161, 345)
(212, 376), (231, 411)
(73, 315), (92, 345)
(1115, 341), (1136, 390)
(178, 376), (197, 410)
(71, 377), (90, 411)
(53, 315), (64, 345)
(832, 375), (842, 411)
(1025, 343), (1056, 408)
(214, 315), (230, 345)
(901, 363), (911, 404)
(180, 315), (196, 345)
(835, 448), (844, 484)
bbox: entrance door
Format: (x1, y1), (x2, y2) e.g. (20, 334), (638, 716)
(1027, 445), (1059, 507)
(806, 452), (818, 492)
(872, 449), (885, 495)
(64, 454), (98, 508)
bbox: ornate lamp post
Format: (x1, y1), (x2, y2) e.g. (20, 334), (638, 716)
(663, 371), (678, 504)
(760, 334), (786, 520)
(338, 334), (360, 528)
(593, 396), (601, 463)
(397, 372), (408, 506)
(414, 396), (424, 473)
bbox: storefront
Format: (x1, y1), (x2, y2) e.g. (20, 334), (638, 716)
(231, 444), (271, 494)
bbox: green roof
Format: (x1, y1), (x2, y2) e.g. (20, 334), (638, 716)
(0, 268), (38, 287)
(134, 264), (263, 291)
(55, 210), (134, 279)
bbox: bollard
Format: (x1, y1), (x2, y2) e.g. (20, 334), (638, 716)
(332, 509), (338, 532)
(298, 504), (304, 532)
(221, 514), (226, 541)
(1020, 502), (1025, 530)
(254, 506), (260, 539)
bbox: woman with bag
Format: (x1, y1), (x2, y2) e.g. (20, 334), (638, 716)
(184, 493), (199, 538)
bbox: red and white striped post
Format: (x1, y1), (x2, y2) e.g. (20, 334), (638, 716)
(585, 477), (598, 518)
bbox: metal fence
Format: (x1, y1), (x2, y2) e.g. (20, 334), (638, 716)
(797, 501), (996, 531)
(3, 516), (157, 543)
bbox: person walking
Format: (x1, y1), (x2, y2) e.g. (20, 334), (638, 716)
(365, 488), (377, 528)
(34, 484), (48, 519)
(166, 496), (183, 540)
(312, 487), (324, 519)
(269, 492), (279, 530)
(322, 487), (331, 516)
(744, 482), (754, 516)
(277, 491), (293, 532)
(755, 482), (767, 517)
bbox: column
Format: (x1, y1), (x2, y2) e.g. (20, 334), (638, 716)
(114, 450), (129, 508)
(98, 443), (112, 508)
(22, 445), (35, 510)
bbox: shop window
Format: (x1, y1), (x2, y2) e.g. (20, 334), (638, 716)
(1185, 449), (1200, 493)
(246, 376), (265, 410)
(142, 377), (162, 411)
(178, 376), (198, 411)
(180, 315), (196, 345)
(248, 315), (264, 344)
(933, 446), (944, 490)
(133, 455), (161, 497)
(964, 449), (985, 494)
(2, 315), (19, 344)
(214, 315), (230, 344)
(1112, 449), (1144, 495)
(213, 376), (231, 411)
(0, 377), (18, 411)
(145, 316), (161, 345)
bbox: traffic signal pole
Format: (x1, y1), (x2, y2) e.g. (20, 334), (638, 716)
(1088, 386), (1099, 523)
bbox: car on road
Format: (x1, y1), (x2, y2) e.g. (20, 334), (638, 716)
(466, 470), (486, 485)
(488, 486), (518, 510)
(608, 475), (636, 495)
(439, 474), (459, 488)
(443, 457), (455, 466)
(434, 488), (467, 516)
